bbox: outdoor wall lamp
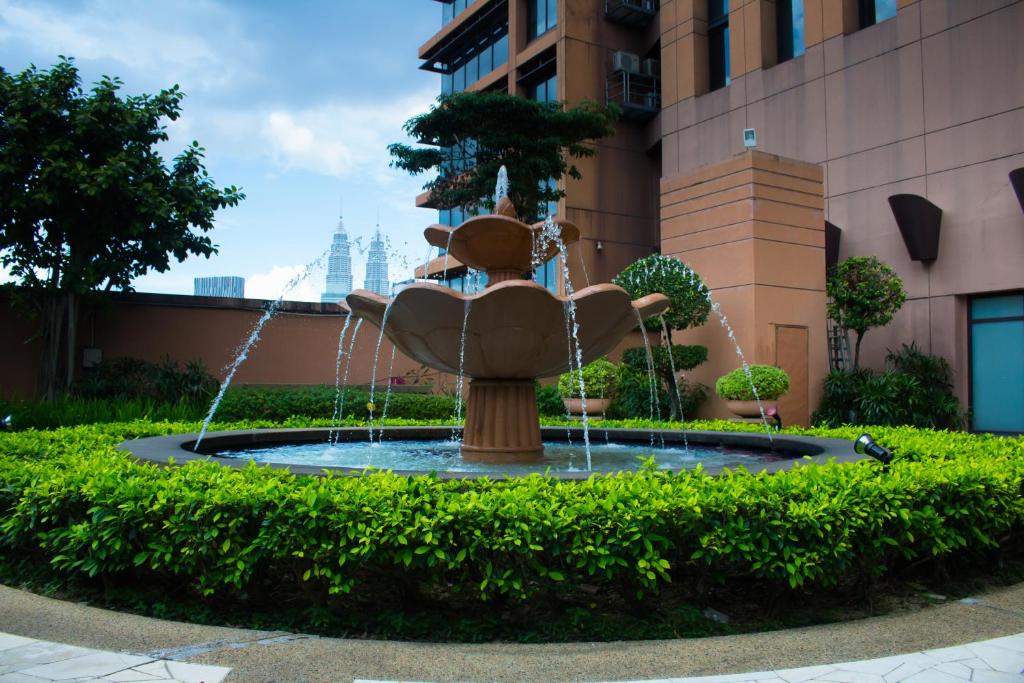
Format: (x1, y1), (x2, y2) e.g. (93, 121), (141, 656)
(825, 221), (842, 270)
(1010, 168), (1024, 214)
(888, 194), (942, 262)
(855, 433), (893, 465)
(595, 240), (604, 252)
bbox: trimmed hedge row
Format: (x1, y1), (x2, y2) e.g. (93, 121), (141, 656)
(1, 421), (1022, 603)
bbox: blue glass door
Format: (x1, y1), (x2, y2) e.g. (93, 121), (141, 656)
(970, 293), (1024, 434)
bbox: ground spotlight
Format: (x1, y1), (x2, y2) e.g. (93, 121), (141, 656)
(855, 433), (893, 465)
(0, 415), (13, 431)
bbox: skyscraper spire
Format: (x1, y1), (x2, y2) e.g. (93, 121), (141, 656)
(364, 219), (390, 297)
(322, 200), (353, 303)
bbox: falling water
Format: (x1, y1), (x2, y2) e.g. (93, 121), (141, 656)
(376, 345), (398, 442)
(633, 308), (661, 447)
(328, 313), (354, 439)
(366, 302), (396, 442)
(709, 299), (774, 443)
(577, 248), (591, 288)
(441, 230), (455, 281)
(194, 249), (329, 450)
(660, 316), (691, 455)
(331, 318), (364, 445)
(535, 216), (592, 470)
(451, 297), (472, 441)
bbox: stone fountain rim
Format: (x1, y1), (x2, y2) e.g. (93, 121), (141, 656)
(119, 427), (865, 480)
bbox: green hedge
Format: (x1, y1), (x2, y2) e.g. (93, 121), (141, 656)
(212, 385), (458, 422)
(2, 420), (1022, 604)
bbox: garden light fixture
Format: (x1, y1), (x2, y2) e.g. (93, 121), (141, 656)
(855, 433), (893, 465)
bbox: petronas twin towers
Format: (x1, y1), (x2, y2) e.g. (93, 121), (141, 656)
(321, 214), (390, 303)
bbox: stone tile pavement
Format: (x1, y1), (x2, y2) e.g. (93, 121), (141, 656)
(0, 632), (231, 683)
(354, 632), (1024, 682)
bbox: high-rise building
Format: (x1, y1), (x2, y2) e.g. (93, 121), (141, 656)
(411, 0), (1024, 431)
(194, 276), (244, 298)
(363, 228), (390, 296)
(321, 214), (354, 303)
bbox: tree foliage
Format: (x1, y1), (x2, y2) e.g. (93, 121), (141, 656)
(388, 91), (618, 220)
(613, 254), (711, 335)
(613, 255), (712, 420)
(0, 57), (243, 397)
(826, 256), (906, 370)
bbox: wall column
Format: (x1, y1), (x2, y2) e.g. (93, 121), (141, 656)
(659, 150), (827, 426)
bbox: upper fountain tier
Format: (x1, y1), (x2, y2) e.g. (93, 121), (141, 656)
(424, 197), (579, 284)
(346, 280), (668, 379)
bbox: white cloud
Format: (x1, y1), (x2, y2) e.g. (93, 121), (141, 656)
(258, 90), (437, 181)
(0, 0), (256, 92)
(245, 264), (323, 303)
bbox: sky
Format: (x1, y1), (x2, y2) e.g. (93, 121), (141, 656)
(0, 0), (442, 301)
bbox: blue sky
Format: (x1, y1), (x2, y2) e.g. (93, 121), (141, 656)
(0, 0), (441, 300)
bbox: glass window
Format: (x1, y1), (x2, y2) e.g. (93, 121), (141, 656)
(494, 33), (508, 66)
(465, 54), (478, 86)
(858, 0), (897, 28)
(776, 0), (805, 63)
(708, 0), (730, 90)
(454, 63), (466, 92)
(479, 42), (492, 75)
(443, 2), (454, 25)
(528, 0), (557, 41)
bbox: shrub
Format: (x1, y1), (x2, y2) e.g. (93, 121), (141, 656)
(0, 421), (1022, 607)
(535, 383), (565, 417)
(813, 344), (965, 429)
(716, 366), (790, 401)
(74, 356), (219, 404)
(214, 385), (457, 422)
(557, 358), (617, 399)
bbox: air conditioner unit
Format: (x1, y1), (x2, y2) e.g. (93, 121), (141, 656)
(641, 58), (660, 76)
(611, 51), (641, 74)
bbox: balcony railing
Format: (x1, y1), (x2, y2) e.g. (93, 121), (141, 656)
(606, 70), (660, 121)
(604, 0), (658, 27)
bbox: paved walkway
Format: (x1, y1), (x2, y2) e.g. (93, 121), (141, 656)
(0, 632), (231, 683)
(4, 583), (1024, 682)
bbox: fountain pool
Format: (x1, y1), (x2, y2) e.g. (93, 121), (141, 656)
(121, 427), (863, 479)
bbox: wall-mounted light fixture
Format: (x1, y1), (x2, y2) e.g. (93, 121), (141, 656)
(825, 221), (842, 270)
(595, 240), (604, 253)
(888, 194), (943, 262)
(1010, 168), (1024, 214)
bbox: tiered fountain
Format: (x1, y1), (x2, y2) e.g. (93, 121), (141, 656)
(345, 195), (669, 463)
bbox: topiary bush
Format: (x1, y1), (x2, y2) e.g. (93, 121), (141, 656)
(557, 358), (617, 399)
(715, 365), (790, 401)
(74, 356), (219, 405)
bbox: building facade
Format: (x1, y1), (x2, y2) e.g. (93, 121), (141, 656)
(321, 215), (354, 303)
(363, 229), (391, 296)
(415, 0), (1024, 430)
(193, 276), (245, 298)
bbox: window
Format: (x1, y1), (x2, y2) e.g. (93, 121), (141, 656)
(708, 0), (730, 90)
(531, 73), (557, 103)
(442, 23), (508, 94)
(857, 0), (896, 29)
(442, 0), (471, 26)
(970, 293), (1024, 434)
(527, 0), (557, 41)
(776, 0), (805, 63)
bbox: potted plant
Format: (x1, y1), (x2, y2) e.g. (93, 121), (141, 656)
(715, 365), (790, 418)
(558, 357), (617, 418)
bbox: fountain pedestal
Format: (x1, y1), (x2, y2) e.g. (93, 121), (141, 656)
(461, 379), (543, 462)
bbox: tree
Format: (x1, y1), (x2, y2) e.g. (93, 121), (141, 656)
(613, 254), (712, 420)
(0, 58), (243, 398)
(826, 256), (906, 371)
(388, 91), (619, 220)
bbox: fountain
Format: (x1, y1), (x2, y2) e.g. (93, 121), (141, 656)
(344, 195), (669, 463)
(124, 171), (864, 477)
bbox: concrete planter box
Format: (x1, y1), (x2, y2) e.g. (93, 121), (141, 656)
(562, 397), (612, 417)
(725, 399), (777, 418)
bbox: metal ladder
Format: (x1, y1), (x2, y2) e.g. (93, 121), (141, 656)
(827, 320), (852, 372)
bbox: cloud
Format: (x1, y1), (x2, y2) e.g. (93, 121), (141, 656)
(0, 0), (256, 92)
(245, 264), (324, 303)
(259, 90), (437, 181)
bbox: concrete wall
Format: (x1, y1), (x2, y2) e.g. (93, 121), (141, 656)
(660, 0), (1024, 411)
(0, 292), (652, 402)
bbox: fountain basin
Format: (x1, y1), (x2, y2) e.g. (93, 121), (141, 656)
(120, 427), (863, 480)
